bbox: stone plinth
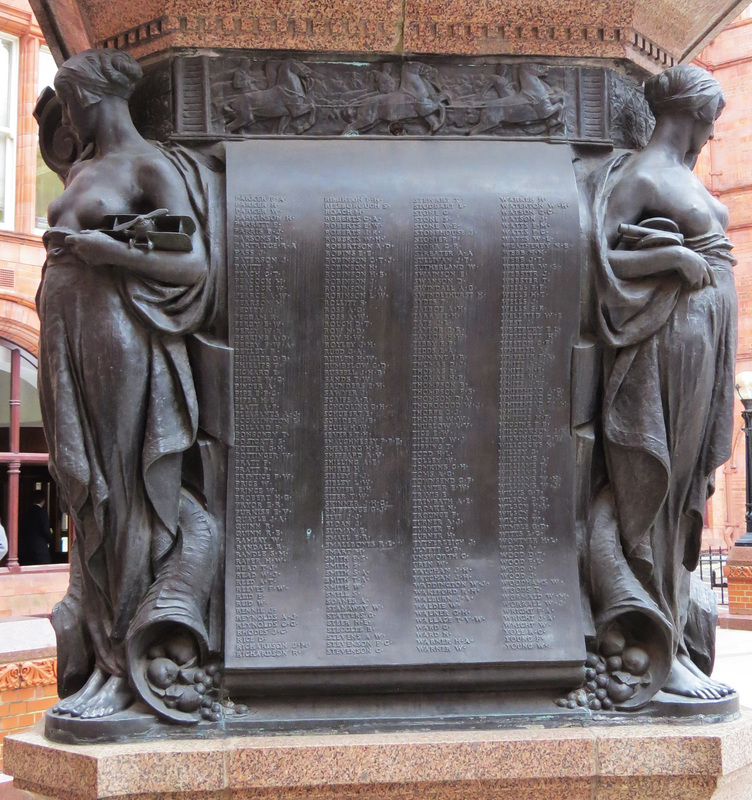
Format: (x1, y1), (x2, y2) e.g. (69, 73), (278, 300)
(5, 714), (752, 800)
(717, 609), (752, 631)
(0, 618), (58, 772)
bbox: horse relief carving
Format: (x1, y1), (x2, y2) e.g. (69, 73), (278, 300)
(223, 58), (316, 135)
(466, 65), (566, 136)
(213, 59), (567, 137)
(342, 62), (451, 135)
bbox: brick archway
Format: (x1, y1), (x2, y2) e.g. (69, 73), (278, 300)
(0, 294), (39, 356)
(0, 303), (46, 570)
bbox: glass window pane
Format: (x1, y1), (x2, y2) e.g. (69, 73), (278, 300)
(0, 39), (11, 130)
(35, 146), (61, 229)
(37, 48), (56, 96)
(0, 346), (12, 448)
(0, 134), (7, 225)
(36, 48), (62, 229)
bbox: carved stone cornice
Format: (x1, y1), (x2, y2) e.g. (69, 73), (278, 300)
(28, 0), (751, 72)
(0, 1), (43, 39)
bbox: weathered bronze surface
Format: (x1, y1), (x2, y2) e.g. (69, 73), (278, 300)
(226, 138), (584, 695)
(583, 64), (738, 706)
(35, 50), (740, 742)
(170, 57), (618, 144)
(37, 49), (226, 731)
(36, 55), (655, 162)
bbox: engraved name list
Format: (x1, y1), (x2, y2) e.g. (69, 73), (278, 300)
(226, 139), (584, 692)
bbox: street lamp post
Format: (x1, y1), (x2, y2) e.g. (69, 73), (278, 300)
(734, 371), (752, 546)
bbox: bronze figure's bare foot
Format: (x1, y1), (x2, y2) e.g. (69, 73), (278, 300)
(677, 653), (734, 696)
(78, 676), (134, 719)
(52, 667), (107, 715)
(663, 658), (723, 700)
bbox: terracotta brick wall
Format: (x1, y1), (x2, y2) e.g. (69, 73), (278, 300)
(0, 0), (46, 361)
(0, 1), (66, 766)
(0, 567), (69, 617)
(725, 543), (752, 617)
(695, 10), (752, 549)
(0, 232), (43, 356)
(0, 233), (44, 296)
(0, 657), (57, 771)
(727, 565), (752, 613)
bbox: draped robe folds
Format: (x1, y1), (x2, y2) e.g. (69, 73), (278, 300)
(40, 146), (220, 693)
(588, 154), (737, 699)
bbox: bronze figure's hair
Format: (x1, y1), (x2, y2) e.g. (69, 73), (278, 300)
(644, 65), (725, 123)
(54, 49), (143, 107)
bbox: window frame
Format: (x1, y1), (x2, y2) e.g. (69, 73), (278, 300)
(0, 31), (18, 231)
(34, 45), (59, 234)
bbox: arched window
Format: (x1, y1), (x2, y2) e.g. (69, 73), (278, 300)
(0, 340), (67, 569)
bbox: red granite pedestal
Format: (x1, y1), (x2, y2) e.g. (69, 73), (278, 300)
(4, 713), (752, 800)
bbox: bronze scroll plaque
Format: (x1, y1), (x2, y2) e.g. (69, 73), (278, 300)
(226, 139), (584, 694)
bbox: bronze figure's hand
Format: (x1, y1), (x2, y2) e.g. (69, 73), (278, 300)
(64, 231), (118, 267)
(674, 247), (715, 289)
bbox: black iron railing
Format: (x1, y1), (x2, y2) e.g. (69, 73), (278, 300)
(697, 547), (728, 606)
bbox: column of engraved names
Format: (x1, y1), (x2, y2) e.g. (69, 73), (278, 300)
(323, 197), (390, 658)
(412, 198), (484, 655)
(233, 195), (296, 660)
(498, 197), (567, 652)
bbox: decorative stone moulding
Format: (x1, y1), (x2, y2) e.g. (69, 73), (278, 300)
(20, 659), (57, 689)
(28, 0), (752, 71)
(0, 658), (57, 692)
(726, 565), (752, 579)
(0, 663), (21, 692)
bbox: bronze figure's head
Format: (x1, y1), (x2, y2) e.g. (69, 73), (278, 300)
(644, 64), (725, 123)
(53, 49), (142, 141)
(645, 65), (725, 161)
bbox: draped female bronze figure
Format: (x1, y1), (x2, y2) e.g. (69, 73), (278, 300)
(40, 49), (220, 721)
(588, 65), (735, 703)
